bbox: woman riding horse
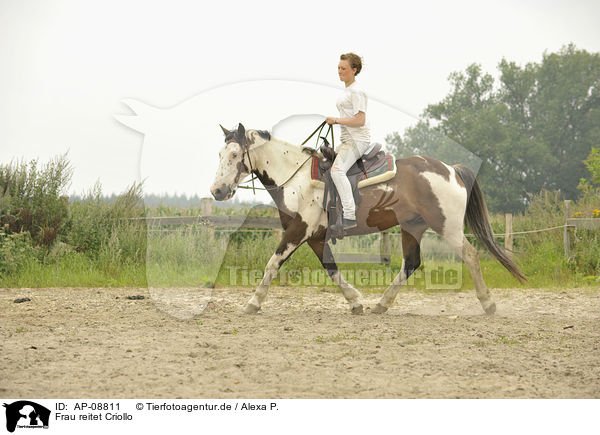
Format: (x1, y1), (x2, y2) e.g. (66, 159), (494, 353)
(326, 52), (375, 231)
(211, 121), (526, 315)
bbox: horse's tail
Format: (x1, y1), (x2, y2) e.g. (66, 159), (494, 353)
(454, 164), (527, 283)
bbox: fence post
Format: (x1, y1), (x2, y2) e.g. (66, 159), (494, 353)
(380, 230), (391, 264)
(200, 198), (213, 216)
(504, 213), (513, 257)
(201, 198), (215, 241)
(563, 200), (571, 259)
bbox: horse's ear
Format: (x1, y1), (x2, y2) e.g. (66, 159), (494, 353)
(236, 123), (248, 149)
(220, 124), (230, 136)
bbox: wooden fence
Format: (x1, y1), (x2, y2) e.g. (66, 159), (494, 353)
(140, 198), (391, 263)
(141, 198), (594, 264)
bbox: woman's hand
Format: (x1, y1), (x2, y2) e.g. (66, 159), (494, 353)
(325, 117), (338, 125)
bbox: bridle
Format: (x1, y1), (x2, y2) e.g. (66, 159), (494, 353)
(236, 121), (334, 194)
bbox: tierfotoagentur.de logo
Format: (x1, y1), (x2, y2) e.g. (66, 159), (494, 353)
(3, 401), (50, 433)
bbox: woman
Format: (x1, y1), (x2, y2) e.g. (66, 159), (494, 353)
(326, 52), (374, 231)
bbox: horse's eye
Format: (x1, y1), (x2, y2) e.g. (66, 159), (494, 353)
(232, 153), (237, 158)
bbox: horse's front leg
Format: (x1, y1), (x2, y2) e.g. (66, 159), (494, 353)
(244, 235), (304, 314)
(307, 238), (363, 314)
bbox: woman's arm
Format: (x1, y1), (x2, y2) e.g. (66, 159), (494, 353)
(326, 111), (365, 127)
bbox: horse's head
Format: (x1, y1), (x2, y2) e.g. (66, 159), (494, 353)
(210, 123), (270, 200)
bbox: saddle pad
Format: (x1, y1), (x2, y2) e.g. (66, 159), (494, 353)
(310, 153), (397, 189)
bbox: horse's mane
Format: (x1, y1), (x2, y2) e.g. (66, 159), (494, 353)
(255, 130), (271, 141)
(266, 134), (320, 157)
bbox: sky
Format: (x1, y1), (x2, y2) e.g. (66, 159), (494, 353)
(1, 0), (599, 202)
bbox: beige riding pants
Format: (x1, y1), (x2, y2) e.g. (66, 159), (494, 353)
(330, 140), (372, 221)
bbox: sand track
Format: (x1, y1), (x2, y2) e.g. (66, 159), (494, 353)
(1, 286), (599, 398)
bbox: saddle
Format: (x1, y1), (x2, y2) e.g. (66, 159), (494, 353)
(309, 141), (396, 242)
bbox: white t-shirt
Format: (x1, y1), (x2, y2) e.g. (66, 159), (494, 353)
(336, 81), (371, 144)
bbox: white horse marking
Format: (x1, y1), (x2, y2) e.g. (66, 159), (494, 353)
(420, 164), (467, 245)
(378, 259), (407, 308)
(376, 185), (394, 193)
(330, 271), (362, 308)
(452, 235), (494, 312)
(248, 242), (299, 308)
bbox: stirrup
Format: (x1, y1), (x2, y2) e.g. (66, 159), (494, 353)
(330, 218), (357, 234)
(342, 218), (357, 230)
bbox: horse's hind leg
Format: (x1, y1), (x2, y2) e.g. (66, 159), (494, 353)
(373, 226), (425, 314)
(444, 233), (496, 315)
(307, 238), (363, 314)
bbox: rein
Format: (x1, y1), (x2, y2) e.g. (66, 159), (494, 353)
(237, 121), (334, 193)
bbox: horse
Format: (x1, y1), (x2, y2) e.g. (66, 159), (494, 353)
(210, 123), (526, 315)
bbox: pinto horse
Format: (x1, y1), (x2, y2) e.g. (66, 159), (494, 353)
(210, 123), (526, 315)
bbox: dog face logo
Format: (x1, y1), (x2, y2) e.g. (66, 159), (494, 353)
(3, 401), (50, 433)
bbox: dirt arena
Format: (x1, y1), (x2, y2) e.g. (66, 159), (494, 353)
(1, 286), (599, 398)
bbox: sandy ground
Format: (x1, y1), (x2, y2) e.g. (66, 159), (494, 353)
(1, 286), (599, 398)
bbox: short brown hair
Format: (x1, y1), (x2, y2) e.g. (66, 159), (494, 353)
(340, 52), (363, 75)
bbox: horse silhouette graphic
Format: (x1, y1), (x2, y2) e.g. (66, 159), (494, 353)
(3, 401), (50, 433)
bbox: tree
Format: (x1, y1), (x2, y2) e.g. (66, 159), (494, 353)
(387, 44), (600, 212)
(528, 44), (600, 198)
(578, 146), (600, 192)
(385, 120), (482, 173)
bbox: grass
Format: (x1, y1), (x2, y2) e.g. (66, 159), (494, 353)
(0, 252), (146, 288)
(0, 155), (598, 289)
(1, 235), (594, 290)
(0, 210), (597, 289)
(0, 213), (597, 289)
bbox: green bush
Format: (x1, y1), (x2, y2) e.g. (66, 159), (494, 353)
(513, 188), (600, 279)
(0, 228), (42, 275)
(0, 154), (72, 247)
(68, 182), (146, 263)
(578, 146), (600, 192)
(571, 229), (600, 276)
(569, 186), (600, 276)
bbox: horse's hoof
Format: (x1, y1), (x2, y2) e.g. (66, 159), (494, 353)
(244, 303), (261, 314)
(483, 301), (496, 315)
(351, 304), (363, 315)
(372, 303), (388, 314)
